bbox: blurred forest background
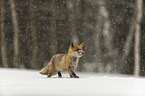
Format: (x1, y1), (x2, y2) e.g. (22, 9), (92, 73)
(0, 0), (144, 76)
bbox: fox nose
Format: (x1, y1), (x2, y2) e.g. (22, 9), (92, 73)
(82, 51), (85, 54)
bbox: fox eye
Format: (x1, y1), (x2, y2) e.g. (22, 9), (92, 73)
(76, 49), (80, 51)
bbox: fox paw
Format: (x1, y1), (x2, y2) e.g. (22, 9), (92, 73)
(75, 75), (79, 78)
(70, 75), (79, 78)
(47, 75), (51, 78)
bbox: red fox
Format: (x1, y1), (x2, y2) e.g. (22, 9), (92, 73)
(40, 41), (84, 78)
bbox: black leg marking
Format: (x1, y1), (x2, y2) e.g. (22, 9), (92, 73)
(70, 74), (73, 78)
(47, 75), (52, 78)
(71, 71), (79, 78)
(58, 71), (62, 78)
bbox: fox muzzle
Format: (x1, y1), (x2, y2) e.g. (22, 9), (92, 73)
(78, 50), (85, 56)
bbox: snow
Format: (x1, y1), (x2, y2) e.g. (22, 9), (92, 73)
(0, 68), (145, 96)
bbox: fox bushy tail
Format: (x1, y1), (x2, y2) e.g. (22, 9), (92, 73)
(39, 66), (49, 75)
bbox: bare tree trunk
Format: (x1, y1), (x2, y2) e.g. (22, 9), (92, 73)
(134, 0), (142, 77)
(123, 24), (134, 59)
(0, 0), (8, 68)
(122, 1), (136, 61)
(94, 29), (102, 72)
(66, 0), (78, 43)
(119, 24), (134, 73)
(9, 0), (19, 68)
(102, 7), (112, 53)
(95, 3), (103, 72)
(119, 4), (136, 73)
(29, 0), (38, 69)
(100, 1), (115, 72)
(49, 0), (57, 56)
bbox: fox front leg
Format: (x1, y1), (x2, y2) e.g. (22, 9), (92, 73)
(68, 68), (79, 78)
(58, 71), (62, 78)
(71, 70), (79, 78)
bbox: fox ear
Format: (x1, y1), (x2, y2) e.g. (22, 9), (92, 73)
(80, 42), (84, 47)
(70, 41), (76, 48)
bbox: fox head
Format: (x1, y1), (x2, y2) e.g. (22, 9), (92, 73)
(68, 41), (85, 57)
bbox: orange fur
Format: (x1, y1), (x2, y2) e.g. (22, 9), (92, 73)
(40, 41), (84, 78)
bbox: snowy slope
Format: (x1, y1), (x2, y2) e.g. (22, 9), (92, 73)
(0, 68), (145, 96)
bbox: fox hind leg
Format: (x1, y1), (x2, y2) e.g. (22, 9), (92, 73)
(47, 70), (58, 78)
(58, 71), (62, 78)
(47, 72), (52, 78)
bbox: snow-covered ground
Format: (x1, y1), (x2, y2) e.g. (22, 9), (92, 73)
(0, 68), (145, 96)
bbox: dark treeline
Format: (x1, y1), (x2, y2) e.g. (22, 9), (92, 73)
(0, 0), (144, 76)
